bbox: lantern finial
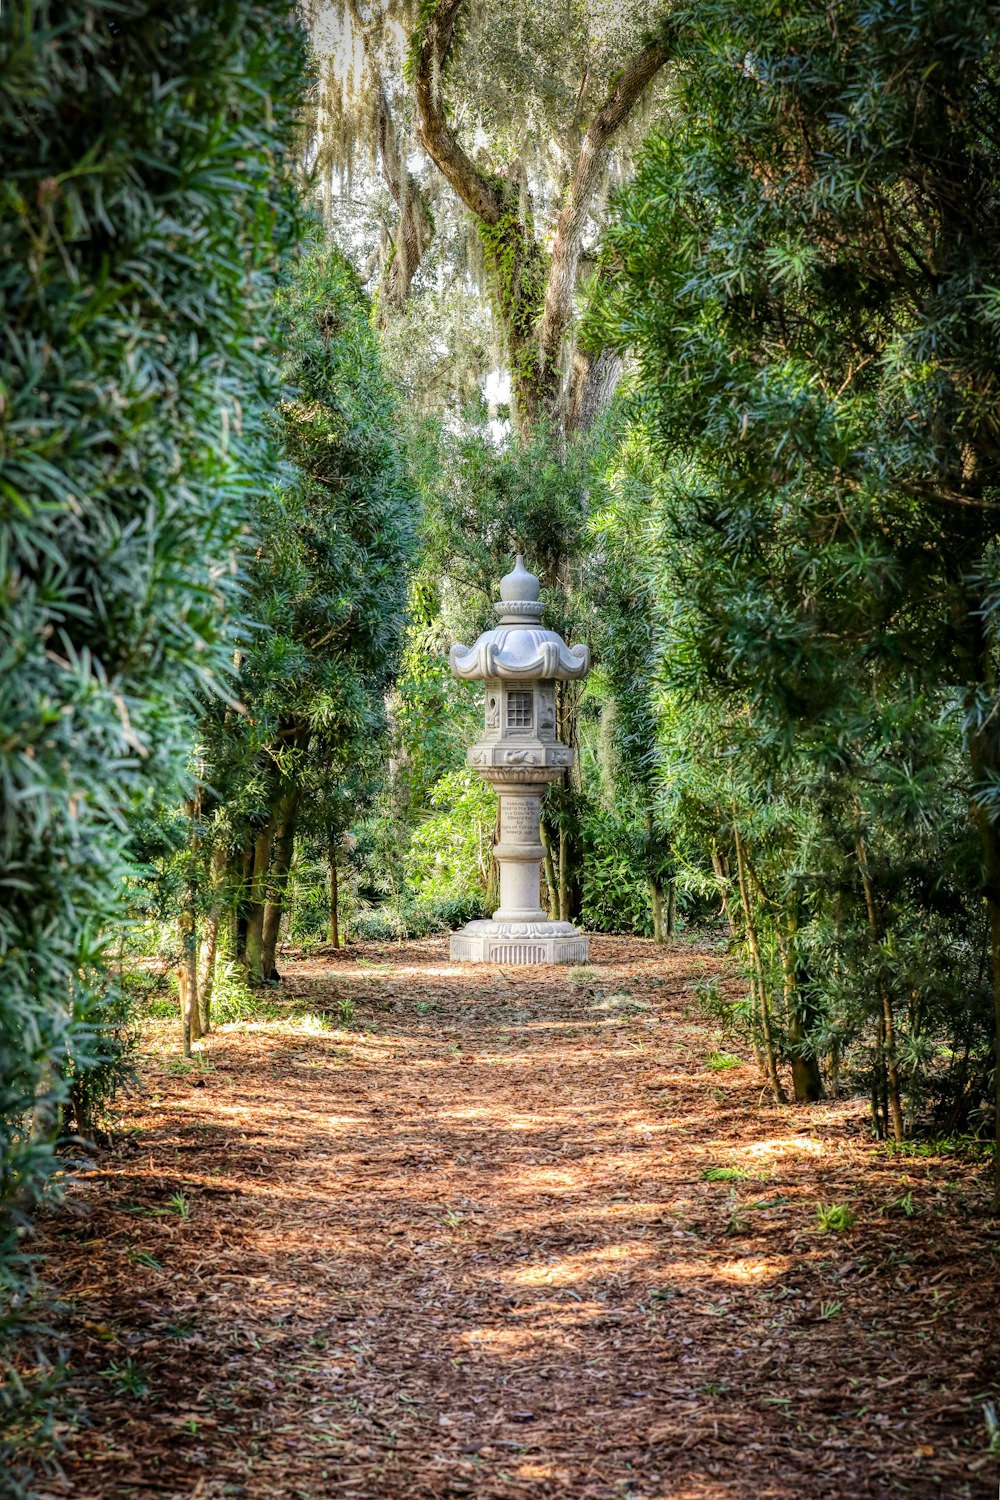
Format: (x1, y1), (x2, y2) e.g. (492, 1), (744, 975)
(499, 554), (540, 603)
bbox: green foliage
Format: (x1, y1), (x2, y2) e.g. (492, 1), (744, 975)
(200, 240), (416, 822)
(579, 804), (656, 937)
(0, 0), (306, 1479)
(591, 0), (1000, 1139)
(405, 770), (497, 903)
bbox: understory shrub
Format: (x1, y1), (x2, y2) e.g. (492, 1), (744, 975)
(0, 0), (306, 1483)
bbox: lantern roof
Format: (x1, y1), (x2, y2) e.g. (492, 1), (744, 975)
(449, 555), (590, 682)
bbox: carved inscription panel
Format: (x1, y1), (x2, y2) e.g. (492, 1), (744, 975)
(501, 797), (540, 842)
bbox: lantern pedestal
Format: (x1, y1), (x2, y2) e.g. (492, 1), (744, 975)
(447, 555), (590, 967)
(450, 919), (588, 966)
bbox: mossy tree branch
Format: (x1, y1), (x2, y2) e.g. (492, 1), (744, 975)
(414, 0), (671, 436)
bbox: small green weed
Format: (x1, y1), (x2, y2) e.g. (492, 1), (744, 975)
(295, 1010), (334, 1034)
(819, 1299), (843, 1320)
(166, 1193), (190, 1220)
(701, 1166), (749, 1183)
(163, 1056), (194, 1077)
(126, 1248), (162, 1270)
(725, 1192), (747, 1236)
(815, 1203), (856, 1233)
(883, 1191), (916, 1217)
(706, 1051), (743, 1071)
(337, 997), (356, 1026)
(416, 1000), (439, 1015)
(100, 1358), (149, 1399)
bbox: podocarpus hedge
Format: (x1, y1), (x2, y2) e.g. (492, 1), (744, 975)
(0, 0), (306, 1482)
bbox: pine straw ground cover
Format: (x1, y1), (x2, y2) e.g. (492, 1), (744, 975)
(31, 936), (1000, 1500)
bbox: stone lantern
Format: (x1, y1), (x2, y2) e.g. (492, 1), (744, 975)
(448, 555), (590, 965)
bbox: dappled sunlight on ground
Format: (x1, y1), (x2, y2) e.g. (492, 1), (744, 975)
(36, 935), (1000, 1500)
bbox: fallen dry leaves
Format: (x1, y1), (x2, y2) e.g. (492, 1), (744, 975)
(32, 936), (1000, 1499)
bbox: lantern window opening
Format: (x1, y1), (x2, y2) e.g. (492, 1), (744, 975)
(506, 689), (533, 729)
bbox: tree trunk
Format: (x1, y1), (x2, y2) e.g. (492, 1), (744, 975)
(666, 879), (677, 937)
(178, 797), (200, 1054)
(733, 821), (786, 1104)
(558, 821), (569, 923)
(233, 842), (255, 962)
(413, 0), (669, 438)
(196, 844), (227, 1036)
(540, 820), (559, 919)
(261, 791), (299, 983)
(566, 347), (623, 437)
(711, 844), (737, 935)
(778, 917), (823, 1104)
(855, 829), (905, 1145)
(645, 809), (666, 943)
(969, 721), (1000, 1211)
(245, 821), (275, 984)
(650, 879), (666, 943)
(345, 0), (434, 311)
(329, 838), (340, 948)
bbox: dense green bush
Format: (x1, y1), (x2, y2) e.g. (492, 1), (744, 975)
(579, 806), (655, 938)
(0, 0), (306, 1481)
(593, 0), (1000, 1141)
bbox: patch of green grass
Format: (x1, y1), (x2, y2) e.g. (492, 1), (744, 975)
(100, 1358), (149, 1399)
(212, 961), (283, 1025)
(354, 958), (393, 971)
(705, 1051), (743, 1071)
(883, 1190), (916, 1217)
(819, 1299), (843, 1320)
(701, 1165), (749, 1183)
(336, 997), (356, 1026)
(163, 1053), (215, 1078)
(416, 1000), (439, 1015)
(882, 1134), (992, 1160)
(815, 1202), (856, 1233)
(568, 965), (603, 987)
(163, 1056), (194, 1076)
(293, 1010), (335, 1034)
(591, 991), (649, 1015)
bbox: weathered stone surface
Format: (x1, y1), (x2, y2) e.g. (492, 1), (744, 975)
(447, 556), (590, 967)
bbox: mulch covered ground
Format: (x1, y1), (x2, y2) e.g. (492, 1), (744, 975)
(35, 935), (1000, 1499)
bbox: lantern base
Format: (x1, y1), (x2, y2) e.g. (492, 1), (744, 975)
(449, 919), (588, 966)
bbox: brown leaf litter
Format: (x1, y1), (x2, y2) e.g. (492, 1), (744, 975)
(31, 936), (1000, 1499)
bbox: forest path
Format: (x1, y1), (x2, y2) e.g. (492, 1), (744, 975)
(42, 937), (999, 1500)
